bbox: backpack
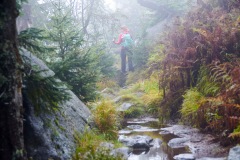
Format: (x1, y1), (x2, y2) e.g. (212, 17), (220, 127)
(122, 34), (134, 48)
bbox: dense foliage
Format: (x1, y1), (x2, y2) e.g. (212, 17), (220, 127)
(150, 0), (240, 141)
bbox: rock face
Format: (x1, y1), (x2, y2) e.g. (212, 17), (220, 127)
(22, 51), (91, 159)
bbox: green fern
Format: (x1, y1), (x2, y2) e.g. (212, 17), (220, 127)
(181, 88), (205, 118)
(197, 66), (220, 96)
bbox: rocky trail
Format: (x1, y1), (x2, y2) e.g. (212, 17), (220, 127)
(101, 83), (240, 160)
(118, 116), (233, 160)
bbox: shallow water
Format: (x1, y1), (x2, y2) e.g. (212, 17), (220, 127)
(120, 118), (190, 160)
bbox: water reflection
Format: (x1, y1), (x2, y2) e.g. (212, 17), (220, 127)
(120, 118), (190, 160)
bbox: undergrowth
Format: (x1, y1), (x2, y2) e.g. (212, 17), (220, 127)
(73, 129), (123, 160)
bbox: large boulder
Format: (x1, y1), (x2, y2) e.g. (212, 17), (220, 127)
(22, 51), (91, 159)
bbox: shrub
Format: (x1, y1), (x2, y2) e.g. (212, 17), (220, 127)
(93, 100), (119, 140)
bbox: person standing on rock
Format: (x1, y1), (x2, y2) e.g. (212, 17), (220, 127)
(113, 26), (134, 73)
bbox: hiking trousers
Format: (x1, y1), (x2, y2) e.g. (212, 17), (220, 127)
(121, 47), (134, 73)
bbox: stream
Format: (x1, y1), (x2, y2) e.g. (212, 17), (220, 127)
(118, 117), (228, 160)
(119, 117), (190, 160)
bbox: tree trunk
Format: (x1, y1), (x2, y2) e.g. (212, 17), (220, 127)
(0, 0), (25, 159)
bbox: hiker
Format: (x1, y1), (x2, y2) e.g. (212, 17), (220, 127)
(113, 26), (134, 73)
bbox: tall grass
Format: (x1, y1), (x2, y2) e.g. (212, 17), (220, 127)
(93, 100), (119, 140)
(141, 75), (162, 115)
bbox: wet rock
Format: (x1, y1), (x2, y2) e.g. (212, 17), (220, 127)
(161, 125), (228, 158)
(127, 117), (158, 124)
(99, 142), (130, 160)
(133, 127), (159, 132)
(127, 125), (159, 132)
(112, 147), (131, 160)
(228, 146), (240, 160)
(118, 129), (132, 135)
(173, 153), (195, 160)
(118, 102), (133, 111)
(159, 130), (171, 135)
(197, 158), (226, 160)
(127, 120), (146, 124)
(161, 125), (198, 137)
(149, 138), (162, 148)
(113, 96), (122, 103)
(127, 125), (142, 129)
(168, 137), (189, 148)
(100, 142), (114, 149)
(118, 135), (153, 150)
(142, 117), (159, 122)
(190, 136), (203, 142)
